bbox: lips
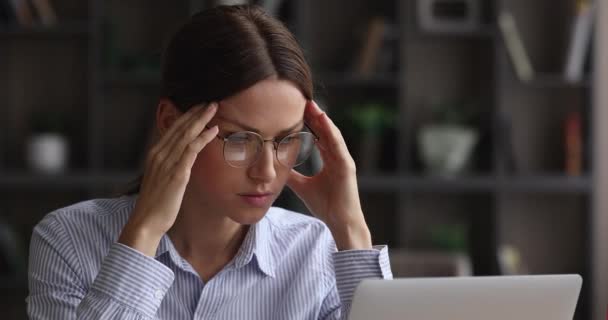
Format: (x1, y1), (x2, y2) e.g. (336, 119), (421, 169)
(239, 192), (273, 197)
(238, 192), (275, 207)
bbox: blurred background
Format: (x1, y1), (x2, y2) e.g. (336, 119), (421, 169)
(0, 0), (606, 319)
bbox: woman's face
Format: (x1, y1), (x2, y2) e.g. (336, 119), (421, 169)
(185, 78), (307, 224)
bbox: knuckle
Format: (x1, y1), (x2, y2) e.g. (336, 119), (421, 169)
(188, 125), (201, 137)
(155, 150), (167, 162)
(159, 161), (172, 175)
(342, 157), (356, 174)
(181, 129), (192, 140)
(171, 168), (190, 183)
(185, 142), (199, 153)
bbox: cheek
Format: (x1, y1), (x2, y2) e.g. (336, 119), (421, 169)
(189, 143), (233, 190)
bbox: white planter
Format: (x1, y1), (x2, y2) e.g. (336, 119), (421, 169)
(27, 133), (69, 174)
(418, 125), (479, 176)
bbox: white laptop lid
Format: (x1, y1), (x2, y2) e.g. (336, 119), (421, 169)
(349, 274), (582, 320)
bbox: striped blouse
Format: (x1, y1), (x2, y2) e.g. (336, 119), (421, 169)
(27, 195), (392, 319)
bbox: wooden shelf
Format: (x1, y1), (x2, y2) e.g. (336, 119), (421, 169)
(0, 22), (90, 38)
(522, 73), (591, 89)
(357, 175), (493, 192)
(357, 174), (591, 194)
(0, 171), (138, 189)
(1, 171), (587, 193)
(497, 175), (591, 193)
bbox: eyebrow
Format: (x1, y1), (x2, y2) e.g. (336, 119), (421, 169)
(214, 115), (304, 136)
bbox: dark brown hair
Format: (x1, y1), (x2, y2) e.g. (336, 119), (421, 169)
(163, 4), (312, 110)
(122, 4), (313, 195)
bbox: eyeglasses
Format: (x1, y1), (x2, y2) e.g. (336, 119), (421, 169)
(207, 124), (319, 168)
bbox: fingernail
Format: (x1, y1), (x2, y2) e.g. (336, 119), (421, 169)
(209, 102), (218, 111)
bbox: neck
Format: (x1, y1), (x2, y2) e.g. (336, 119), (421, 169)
(167, 198), (248, 266)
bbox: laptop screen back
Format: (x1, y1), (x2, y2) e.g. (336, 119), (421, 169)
(349, 274), (582, 320)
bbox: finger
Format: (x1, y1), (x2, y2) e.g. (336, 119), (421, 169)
(305, 101), (351, 162)
(286, 169), (311, 201)
(304, 99), (326, 119)
(174, 125), (219, 181)
(161, 102), (216, 153)
(153, 103), (207, 157)
(165, 102), (219, 165)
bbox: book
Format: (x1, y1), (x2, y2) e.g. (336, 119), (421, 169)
(564, 0), (595, 83)
(498, 11), (534, 82)
(353, 17), (387, 77)
(8, 0), (34, 27)
(564, 111), (583, 176)
(30, 0), (57, 26)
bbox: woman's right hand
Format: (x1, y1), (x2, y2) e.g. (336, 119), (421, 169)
(118, 102), (219, 256)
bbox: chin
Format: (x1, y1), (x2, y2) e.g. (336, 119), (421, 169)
(228, 206), (271, 225)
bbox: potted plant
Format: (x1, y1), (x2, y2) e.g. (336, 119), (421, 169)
(348, 103), (396, 173)
(26, 111), (70, 174)
(417, 100), (480, 176)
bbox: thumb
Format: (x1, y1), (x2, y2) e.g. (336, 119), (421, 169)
(286, 169), (310, 200)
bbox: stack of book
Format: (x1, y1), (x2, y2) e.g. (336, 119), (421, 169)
(0, 0), (57, 28)
(498, 0), (595, 83)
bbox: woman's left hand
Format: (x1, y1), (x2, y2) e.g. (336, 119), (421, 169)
(287, 100), (372, 251)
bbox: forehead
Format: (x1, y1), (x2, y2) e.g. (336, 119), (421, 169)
(215, 78), (307, 133)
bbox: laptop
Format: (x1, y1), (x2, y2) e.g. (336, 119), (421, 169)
(349, 274), (582, 320)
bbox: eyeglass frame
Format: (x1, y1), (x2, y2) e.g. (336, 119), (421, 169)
(205, 123), (319, 168)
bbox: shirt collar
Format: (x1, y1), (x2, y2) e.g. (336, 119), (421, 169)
(154, 213), (276, 278)
(155, 234), (191, 271)
(232, 215), (276, 277)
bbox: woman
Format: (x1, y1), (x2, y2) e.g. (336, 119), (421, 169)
(27, 5), (392, 319)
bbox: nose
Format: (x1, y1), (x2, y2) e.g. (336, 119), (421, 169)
(247, 142), (277, 183)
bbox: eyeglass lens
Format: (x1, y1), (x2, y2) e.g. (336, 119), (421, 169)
(223, 131), (315, 168)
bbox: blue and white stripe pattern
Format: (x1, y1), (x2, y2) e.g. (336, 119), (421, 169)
(27, 195), (392, 319)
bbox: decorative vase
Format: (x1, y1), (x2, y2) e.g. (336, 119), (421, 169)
(418, 125), (479, 176)
(27, 133), (69, 174)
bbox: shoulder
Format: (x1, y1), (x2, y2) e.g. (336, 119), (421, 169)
(30, 196), (138, 288)
(38, 195), (136, 229)
(33, 195), (137, 250)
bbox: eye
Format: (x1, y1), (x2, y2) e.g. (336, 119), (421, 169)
(227, 132), (253, 144)
(281, 134), (301, 144)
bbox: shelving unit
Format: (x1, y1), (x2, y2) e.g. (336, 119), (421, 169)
(0, 1), (200, 318)
(0, 0), (606, 319)
(294, 1), (602, 320)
